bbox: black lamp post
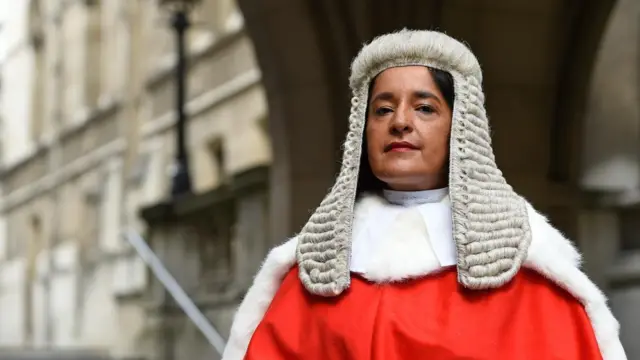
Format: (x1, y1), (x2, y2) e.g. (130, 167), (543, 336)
(159, 0), (201, 197)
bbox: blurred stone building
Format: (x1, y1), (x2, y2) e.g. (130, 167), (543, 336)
(0, 0), (269, 359)
(0, 0), (638, 359)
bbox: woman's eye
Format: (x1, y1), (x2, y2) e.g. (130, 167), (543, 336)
(417, 105), (434, 114)
(375, 107), (393, 116)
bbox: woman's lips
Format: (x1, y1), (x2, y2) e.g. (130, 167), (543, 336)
(385, 141), (419, 152)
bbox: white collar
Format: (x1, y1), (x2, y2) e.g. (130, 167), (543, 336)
(383, 187), (449, 206)
(350, 193), (456, 278)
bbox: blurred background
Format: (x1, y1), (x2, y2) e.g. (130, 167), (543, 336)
(0, 0), (638, 359)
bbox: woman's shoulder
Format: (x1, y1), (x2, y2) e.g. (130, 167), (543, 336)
(522, 199), (598, 314)
(524, 200), (582, 267)
(222, 237), (298, 360)
(264, 236), (298, 268)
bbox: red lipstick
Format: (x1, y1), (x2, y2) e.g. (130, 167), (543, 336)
(385, 141), (419, 152)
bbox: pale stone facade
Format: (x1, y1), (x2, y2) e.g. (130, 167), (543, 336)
(0, 0), (269, 358)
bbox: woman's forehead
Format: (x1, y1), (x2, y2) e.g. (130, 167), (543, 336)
(369, 67), (442, 100)
(372, 66), (434, 86)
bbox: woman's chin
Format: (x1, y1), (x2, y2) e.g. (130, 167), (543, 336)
(374, 165), (445, 189)
(378, 162), (427, 176)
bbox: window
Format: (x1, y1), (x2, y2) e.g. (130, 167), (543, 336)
(129, 153), (151, 187)
(81, 183), (102, 263)
(28, 215), (43, 256)
(25, 214), (43, 340)
(29, 0), (45, 141)
(6, 213), (25, 260)
(84, 0), (102, 109)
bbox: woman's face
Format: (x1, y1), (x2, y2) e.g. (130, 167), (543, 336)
(366, 66), (453, 191)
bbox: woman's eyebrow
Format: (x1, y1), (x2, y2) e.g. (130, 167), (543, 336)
(414, 90), (441, 104)
(370, 91), (441, 104)
(370, 92), (394, 104)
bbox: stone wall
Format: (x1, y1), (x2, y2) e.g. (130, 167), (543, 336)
(0, 1), (267, 358)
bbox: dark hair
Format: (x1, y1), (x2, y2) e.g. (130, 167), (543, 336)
(429, 67), (455, 110)
(355, 67), (455, 197)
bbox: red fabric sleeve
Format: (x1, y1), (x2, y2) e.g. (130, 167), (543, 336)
(245, 267), (603, 360)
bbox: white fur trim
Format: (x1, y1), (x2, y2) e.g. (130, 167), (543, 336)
(524, 202), (626, 360)
(221, 237), (298, 360)
(222, 196), (626, 360)
(352, 194), (386, 239)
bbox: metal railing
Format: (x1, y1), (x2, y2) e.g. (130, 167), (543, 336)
(0, 348), (132, 360)
(121, 230), (226, 355)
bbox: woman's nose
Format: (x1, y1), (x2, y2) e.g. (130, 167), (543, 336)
(390, 109), (412, 134)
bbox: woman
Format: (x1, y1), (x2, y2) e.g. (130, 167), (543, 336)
(222, 30), (626, 359)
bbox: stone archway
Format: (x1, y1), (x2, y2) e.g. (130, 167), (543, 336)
(238, 0), (617, 244)
(581, 0), (640, 195)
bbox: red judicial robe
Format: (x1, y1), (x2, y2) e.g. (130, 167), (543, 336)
(221, 196), (625, 360)
(245, 266), (602, 360)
